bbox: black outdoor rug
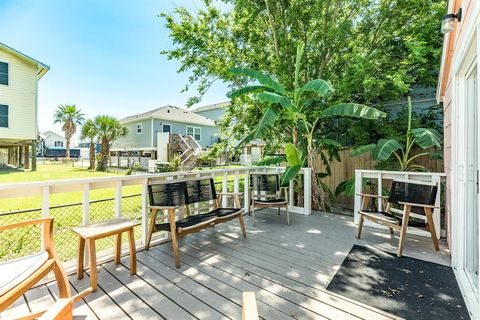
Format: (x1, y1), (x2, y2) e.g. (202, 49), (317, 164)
(327, 245), (470, 320)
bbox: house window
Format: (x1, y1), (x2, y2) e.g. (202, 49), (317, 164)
(162, 124), (171, 133)
(0, 62), (8, 86)
(186, 126), (201, 141)
(54, 141), (64, 147)
(136, 123), (142, 134)
(0, 105), (8, 128)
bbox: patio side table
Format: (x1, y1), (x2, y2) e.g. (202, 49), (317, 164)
(71, 218), (140, 291)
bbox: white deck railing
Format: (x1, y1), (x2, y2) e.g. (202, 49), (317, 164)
(0, 166), (312, 252)
(354, 169), (447, 239)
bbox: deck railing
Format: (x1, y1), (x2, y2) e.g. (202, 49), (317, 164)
(0, 166), (311, 265)
(354, 169), (447, 239)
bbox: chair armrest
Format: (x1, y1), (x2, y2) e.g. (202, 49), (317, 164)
(217, 192), (243, 196)
(0, 217), (52, 232)
(398, 201), (438, 209)
(356, 193), (388, 199)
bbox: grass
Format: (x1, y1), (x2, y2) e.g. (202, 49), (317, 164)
(0, 164), (142, 261)
(0, 163), (122, 184)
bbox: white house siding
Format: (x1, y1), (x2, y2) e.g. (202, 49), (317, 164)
(0, 49), (38, 141)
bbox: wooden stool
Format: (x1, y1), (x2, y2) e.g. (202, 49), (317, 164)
(71, 218), (140, 291)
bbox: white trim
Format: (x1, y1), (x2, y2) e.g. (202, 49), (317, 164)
(0, 104), (9, 128)
(451, 24), (480, 319)
(162, 123), (171, 133)
(0, 61), (9, 86)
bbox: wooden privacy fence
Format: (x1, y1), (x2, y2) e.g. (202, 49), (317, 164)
(315, 147), (444, 209)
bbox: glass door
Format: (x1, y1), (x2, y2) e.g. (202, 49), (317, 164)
(465, 61), (479, 293)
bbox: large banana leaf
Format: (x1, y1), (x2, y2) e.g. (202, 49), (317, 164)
(316, 138), (341, 148)
(351, 144), (376, 157)
(410, 128), (442, 149)
(254, 106), (278, 139)
(322, 103), (386, 120)
(255, 155), (286, 166)
(234, 131), (255, 151)
(253, 92), (293, 109)
(299, 79), (334, 97)
(229, 67), (287, 95)
(285, 143), (302, 166)
(280, 165), (302, 187)
(228, 85), (272, 99)
(372, 139), (402, 161)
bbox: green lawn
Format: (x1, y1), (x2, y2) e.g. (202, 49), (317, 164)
(0, 164), (142, 262)
(0, 163), (122, 184)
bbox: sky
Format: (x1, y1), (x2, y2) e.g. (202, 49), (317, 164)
(0, 0), (229, 135)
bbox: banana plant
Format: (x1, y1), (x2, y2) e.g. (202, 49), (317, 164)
(229, 43), (386, 211)
(351, 96), (442, 171)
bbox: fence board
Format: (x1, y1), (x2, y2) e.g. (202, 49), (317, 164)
(315, 147), (444, 209)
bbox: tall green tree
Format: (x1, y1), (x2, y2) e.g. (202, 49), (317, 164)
(94, 115), (128, 172)
(53, 105), (84, 162)
(230, 43), (386, 211)
(80, 119), (98, 170)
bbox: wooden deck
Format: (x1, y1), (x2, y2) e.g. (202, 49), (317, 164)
(2, 209), (450, 320)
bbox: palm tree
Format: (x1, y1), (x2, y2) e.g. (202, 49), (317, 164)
(229, 43), (386, 211)
(94, 115), (128, 171)
(80, 120), (98, 170)
(53, 105), (85, 162)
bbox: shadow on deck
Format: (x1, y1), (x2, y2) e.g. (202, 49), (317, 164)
(3, 209), (449, 319)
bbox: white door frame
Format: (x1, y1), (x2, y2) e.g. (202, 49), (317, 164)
(452, 24), (480, 320)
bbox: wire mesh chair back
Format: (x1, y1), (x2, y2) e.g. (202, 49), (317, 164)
(388, 180), (438, 206)
(185, 178), (217, 204)
(250, 174), (280, 195)
(148, 181), (187, 207)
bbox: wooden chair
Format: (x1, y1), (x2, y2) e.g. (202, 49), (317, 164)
(250, 173), (289, 225)
(357, 179), (440, 257)
(0, 218), (71, 313)
(242, 292), (259, 320)
(18, 288), (92, 320)
(146, 178), (246, 268)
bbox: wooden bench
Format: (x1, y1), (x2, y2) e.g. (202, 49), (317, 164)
(146, 178), (246, 268)
(71, 218), (140, 291)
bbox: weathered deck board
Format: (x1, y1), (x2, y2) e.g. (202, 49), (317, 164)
(3, 210), (449, 320)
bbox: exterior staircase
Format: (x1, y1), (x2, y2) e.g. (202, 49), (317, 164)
(172, 134), (203, 170)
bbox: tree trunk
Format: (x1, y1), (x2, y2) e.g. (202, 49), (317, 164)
(89, 142), (95, 170)
(96, 139), (110, 171)
(308, 147), (326, 212)
(66, 137), (71, 162)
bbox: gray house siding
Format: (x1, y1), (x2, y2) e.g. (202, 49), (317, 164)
(152, 119), (219, 148)
(115, 118), (220, 150)
(114, 118), (153, 150)
(195, 108), (225, 122)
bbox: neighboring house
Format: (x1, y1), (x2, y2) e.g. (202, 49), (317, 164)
(192, 101), (229, 122)
(42, 130), (66, 148)
(112, 105), (219, 167)
(0, 42), (49, 170)
(437, 1), (479, 317)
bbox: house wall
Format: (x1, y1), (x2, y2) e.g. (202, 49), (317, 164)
(44, 133), (66, 148)
(0, 48), (38, 141)
(194, 108), (225, 122)
(152, 119), (219, 148)
(115, 118), (220, 150)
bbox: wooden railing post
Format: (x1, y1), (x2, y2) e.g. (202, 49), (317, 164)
(222, 171), (228, 207)
(141, 179), (149, 247)
(354, 170), (362, 225)
(82, 184), (90, 225)
(244, 170), (250, 213)
(41, 186), (50, 249)
(114, 180), (122, 218)
(303, 168), (312, 215)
